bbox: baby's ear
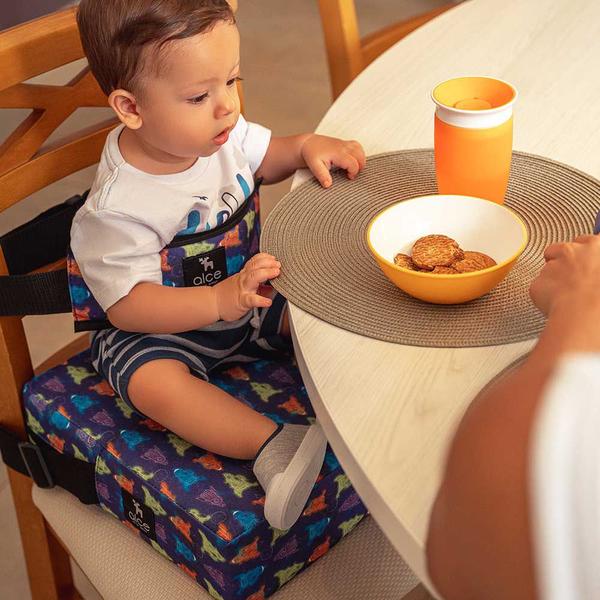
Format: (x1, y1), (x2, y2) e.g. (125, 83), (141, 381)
(227, 0), (238, 13)
(108, 89), (143, 130)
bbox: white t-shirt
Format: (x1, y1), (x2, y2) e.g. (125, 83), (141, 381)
(70, 116), (271, 311)
(531, 354), (600, 599)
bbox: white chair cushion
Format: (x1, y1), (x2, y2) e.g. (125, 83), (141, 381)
(32, 486), (419, 599)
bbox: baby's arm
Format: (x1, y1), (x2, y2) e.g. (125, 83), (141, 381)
(256, 134), (366, 188)
(107, 253), (280, 333)
(73, 208), (280, 334)
(107, 282), (218, 332)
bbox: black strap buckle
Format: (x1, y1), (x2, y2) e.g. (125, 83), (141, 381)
(18, 441), (54, 488)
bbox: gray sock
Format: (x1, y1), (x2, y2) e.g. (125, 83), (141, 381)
(252, 424), (310, 492)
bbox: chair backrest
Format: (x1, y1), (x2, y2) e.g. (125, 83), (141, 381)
(317, 0), (457, 99)
(0, 6), (116, 439)
(0, 14), (129, 600)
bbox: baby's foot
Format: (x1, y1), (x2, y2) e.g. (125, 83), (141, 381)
(252, 423), (327, 530)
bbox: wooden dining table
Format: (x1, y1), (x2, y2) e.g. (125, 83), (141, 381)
(288, 0), (600, 591)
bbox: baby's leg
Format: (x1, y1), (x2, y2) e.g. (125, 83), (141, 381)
(127, 357), (327, 529)
(128, 358), (277, 459)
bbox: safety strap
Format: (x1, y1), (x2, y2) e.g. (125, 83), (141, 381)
(0, 192), (87, 316)
(0, 426), (98, 504)
(0, 191), (98, 502)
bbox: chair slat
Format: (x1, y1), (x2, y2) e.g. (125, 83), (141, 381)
(0, 119), (118, 212)
(318, 0), (457, 98)
(0, 67), (109, 177)
(0, 83), (70, 109)
(30, 258), (68, 276)
(0, 7), (84, 93)
(0, 110), (44, 174)
(361, 5), (456, 68)
(317, 0), (362, 100)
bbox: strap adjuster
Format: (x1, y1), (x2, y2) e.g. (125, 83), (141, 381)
(18, 441), (54, 488)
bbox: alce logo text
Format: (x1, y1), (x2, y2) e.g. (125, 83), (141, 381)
(192, 255), (224, 286)
(128, 499), (151, 534)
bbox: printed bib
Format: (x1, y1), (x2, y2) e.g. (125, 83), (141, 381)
(68, 187), (260, 332)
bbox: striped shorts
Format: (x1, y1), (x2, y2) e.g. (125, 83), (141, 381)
(90, 292), (290, 411)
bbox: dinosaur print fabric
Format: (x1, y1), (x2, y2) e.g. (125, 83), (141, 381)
(68, 187), (261, 332)
(23, 349), (366, 599)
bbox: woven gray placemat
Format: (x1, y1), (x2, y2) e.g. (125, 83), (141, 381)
(261, 149), (600, 347)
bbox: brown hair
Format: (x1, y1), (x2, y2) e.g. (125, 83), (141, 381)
(77, 0), (235, 96)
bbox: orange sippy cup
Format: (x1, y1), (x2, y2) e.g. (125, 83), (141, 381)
(432, 77), (518, 204)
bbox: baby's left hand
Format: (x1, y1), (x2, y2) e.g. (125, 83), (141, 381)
(301, 134), (366, 188)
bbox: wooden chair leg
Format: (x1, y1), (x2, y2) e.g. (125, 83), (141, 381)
(8, 468), (79, 600)
(46, 525), (84, 600)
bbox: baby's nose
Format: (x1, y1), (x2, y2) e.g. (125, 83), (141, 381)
(216, 92), (236, 116)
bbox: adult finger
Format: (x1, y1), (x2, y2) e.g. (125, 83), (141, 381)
(573, 234), (597, 244)
(529, 277), (551, 315)
(543, 243), (568, 261)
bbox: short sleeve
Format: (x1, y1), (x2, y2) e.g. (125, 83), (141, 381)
(230, 114), (272, 174)
(70, 209), (163, 311)
(530, 353), (600, 600)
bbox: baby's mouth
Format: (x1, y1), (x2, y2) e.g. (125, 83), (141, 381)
(212, 127), (231, 145)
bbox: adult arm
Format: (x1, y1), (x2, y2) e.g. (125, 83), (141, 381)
(426, 235), (600, 600)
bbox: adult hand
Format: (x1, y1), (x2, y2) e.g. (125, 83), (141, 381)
(530, 235), (600, 316)
(301, 134), (366, 188)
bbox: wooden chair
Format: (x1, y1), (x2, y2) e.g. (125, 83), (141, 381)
(317, 0), (458, 99)
(0, 7), (249, 598)
(0, 6), (423, 600)
(0, 7), (117, 599)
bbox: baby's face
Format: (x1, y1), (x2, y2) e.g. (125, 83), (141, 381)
(136, 21), (241, 159)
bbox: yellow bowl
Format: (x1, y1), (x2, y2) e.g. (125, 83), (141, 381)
(366, 195), (528, 304)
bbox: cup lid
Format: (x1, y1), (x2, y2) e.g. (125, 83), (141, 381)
(432, 76), (518, 113)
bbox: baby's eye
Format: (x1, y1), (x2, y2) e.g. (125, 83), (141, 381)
(227, 76), (243, 86)
(188, 93), (208, 105)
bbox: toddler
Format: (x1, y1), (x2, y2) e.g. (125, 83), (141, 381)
(72, 0), (365, 529)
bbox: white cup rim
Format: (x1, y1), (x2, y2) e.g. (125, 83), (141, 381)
(431, 76), (518, 115)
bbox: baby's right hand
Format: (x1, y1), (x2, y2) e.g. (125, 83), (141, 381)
(214, 253), (281, 321)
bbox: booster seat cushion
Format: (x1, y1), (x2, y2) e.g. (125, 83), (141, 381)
(23, 349), (366, 600)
